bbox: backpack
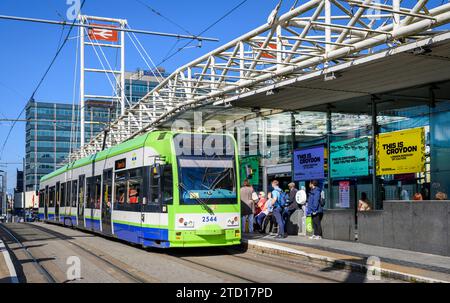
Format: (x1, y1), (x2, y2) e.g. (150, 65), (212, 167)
(319, 190), (326, 207)
(279, 191), (288, 207)
(272, 189), (285, 209)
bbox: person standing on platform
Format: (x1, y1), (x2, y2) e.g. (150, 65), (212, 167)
(240, 179), (255, 233)
(282, 182), (299, 235)
(307, 180), (323, 240)
(271, 180), (287, 239)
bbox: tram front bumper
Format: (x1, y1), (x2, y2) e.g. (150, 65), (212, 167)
(171, 228), (241, 247)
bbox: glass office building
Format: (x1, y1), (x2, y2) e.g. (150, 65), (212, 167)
(121, 68), (168, 104)
(25, 100), (114, 191)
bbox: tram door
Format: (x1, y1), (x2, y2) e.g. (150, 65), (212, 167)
(55, 182), (60, 222)
(44, 186), (49, 220)
(101, 169), (113, 235)
(77, 175), (85, 227)
(140, 166), (161, 242)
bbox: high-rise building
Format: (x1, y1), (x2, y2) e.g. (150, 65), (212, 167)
(14, 169), (23, 194)
(25, 100), (115, 191)
(120, 68), (168, 105)
(0, 170), (6, 216)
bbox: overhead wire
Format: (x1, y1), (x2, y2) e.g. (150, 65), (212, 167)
(134, 0), (194, 36)
(157, 0), (249, 66)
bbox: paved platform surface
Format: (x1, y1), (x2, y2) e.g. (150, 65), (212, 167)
(243, 233), (450, 283)
(0, 237), (17, 283)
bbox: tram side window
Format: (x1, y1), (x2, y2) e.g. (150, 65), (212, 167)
(49, 186), (55, 207)
(115, 172), (127, 210)
(162, 165), (173, 205)
(56, 183), (60, 207)
(150, 167), (160, 205)
(128, 168), (142, 206)
(61, 183), (66, 207)
(103, 170), (112, 209)
(39, 190), (45, 208)
(78, 176), (85, 208)
(45, 187), (49, 207)
(72, 180), (78, 207)
(86, 177), (95, 209)
(66, 181), (71, 208)
(94, 176), (101, 209)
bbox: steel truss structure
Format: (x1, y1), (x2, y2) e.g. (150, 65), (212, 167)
(68, 0), (450, 162)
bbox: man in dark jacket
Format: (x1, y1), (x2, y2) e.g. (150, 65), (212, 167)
(306, 180), (323, 239)
(282, 182), (299, 235)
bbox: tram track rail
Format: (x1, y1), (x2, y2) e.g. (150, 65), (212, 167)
(166, 251), (258, 283)
(25, 223), (160, 283)
(0, 224), (56, 283)
(167, 247), (340, 283)
(221, 247), (345, 283)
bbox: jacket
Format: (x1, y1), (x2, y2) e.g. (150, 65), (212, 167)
(307, 187), (323, 215)
(240, 186), (255, 215)
(287, 188), (299, 210)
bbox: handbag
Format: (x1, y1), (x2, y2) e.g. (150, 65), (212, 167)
(306, 216), (313, 234)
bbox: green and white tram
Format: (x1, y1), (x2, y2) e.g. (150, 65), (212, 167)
(38, 131), (241, 248)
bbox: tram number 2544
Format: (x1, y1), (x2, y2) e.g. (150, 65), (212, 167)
(202, 216), (217, 223)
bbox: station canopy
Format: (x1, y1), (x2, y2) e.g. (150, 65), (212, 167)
(160, 33), (450, 136)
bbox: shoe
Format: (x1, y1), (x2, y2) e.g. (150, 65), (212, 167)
(309, 235), (317, 240)
(274, 234), (283, 239)
(315, 236), (322, 240)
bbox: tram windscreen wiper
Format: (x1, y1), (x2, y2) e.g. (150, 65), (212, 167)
(201, 167), (232, 205)
(179, 182), (215, 215)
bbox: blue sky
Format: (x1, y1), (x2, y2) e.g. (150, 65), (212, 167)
(0, 0), (448, 192)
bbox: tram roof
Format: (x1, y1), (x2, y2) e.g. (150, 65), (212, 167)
(40, 131), (166, 183)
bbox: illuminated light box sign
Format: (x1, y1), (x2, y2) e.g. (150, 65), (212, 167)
(330, 137), (369, 178)
(376, 127), (425, 176)
(293, 146), (325, 181)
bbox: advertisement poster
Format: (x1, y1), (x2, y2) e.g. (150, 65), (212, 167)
(338, 181), (350, 208)
(239, 156), (260, 186)
(330, 137), (369, 178)
(293, 146), (325, 181)
(376, 127), (425, 176)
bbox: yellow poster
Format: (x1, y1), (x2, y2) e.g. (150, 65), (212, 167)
(376, 127), (425, 176)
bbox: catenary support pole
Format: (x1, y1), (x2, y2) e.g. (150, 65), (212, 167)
(79, 18), (85, 148)
(326, 105), (332, 208)
(371, 97), (378, 209)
